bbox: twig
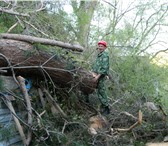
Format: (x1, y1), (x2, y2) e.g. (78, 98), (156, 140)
(121, 111), (138, 120)
(7, 22), (18, 33)
(23, 20), (49, 37)
(34, 0), (46, 12)
(40, 67), (57, 96)
(0, 65), (75, 74)
(43, 88), (67, 118)
(42, 54), (56, 66)
(102, 0), (117, 9)
(151, 48), (168, 60)
(15, 15), (25, 28)
(32, 108), (46, 128)
(0, 53), (19, 85)
(158, 105), (167, 126)
(62, 121), (68, 134)
(62, 121), (87, 134)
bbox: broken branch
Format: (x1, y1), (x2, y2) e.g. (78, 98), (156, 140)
(114, 110), (142, 132)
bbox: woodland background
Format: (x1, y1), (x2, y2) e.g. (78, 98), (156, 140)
(0, 0), (168, 146)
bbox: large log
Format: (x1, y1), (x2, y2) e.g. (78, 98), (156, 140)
(0, 39), (96, 94)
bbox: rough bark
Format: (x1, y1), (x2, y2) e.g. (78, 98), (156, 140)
(0, 39), (96, 94)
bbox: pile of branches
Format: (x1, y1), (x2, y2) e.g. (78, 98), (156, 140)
(1, 75), (167, 146)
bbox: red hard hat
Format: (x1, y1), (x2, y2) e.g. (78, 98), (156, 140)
(98, 40), (107, 47)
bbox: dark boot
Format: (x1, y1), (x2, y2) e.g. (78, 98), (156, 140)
(102, 106), (110, 115)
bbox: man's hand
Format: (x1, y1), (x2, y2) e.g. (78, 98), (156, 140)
(92, 73), (101, 82)
(93, 75), (99, 82)
(92, 72), (97, 78)
(90, 72), (101, 82)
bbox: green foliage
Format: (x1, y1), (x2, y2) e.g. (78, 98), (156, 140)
(0, 13), (15, 33)
(0, 12), (23, 33)
(133, 141), (146, 146)
(0, 23), (8, 33)
(33, 43), (49, 52)
(109, 55), (167, 102)
(33, 11), (74, 42)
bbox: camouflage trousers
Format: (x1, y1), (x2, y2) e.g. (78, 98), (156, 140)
(97, 76), (109, 107)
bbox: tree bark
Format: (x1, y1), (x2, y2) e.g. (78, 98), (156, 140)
(0, 39), (96, 94)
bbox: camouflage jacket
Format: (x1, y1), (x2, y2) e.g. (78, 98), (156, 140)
(92, 50), (109, 75)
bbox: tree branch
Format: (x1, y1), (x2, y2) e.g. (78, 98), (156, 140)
(102, 0), (117, 9)
(43, 88), (67, 118)
(151, 48), (168, 60)
(23, 20), (49, 37)
(113, 110), (142, 132)
(7, 22), (19, 33)
(0, 53), (19, 85)
(0, 33), (84, 52)
(6, 98), (27, 145)
(17, 76), (33, 146)
(0, 7), (29, 17)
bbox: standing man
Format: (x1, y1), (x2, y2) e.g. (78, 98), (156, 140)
(92, 40), (110, 115)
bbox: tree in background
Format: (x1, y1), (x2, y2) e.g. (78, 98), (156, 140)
(71, 0), (98, 47)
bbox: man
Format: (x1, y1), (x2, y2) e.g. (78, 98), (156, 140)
(92, 40), (110, 115)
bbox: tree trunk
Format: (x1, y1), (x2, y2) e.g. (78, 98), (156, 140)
(0, 39), (96, 94)
(71, 1), (98, 47)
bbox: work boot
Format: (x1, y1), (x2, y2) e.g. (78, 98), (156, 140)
(102, 106), (110, 115)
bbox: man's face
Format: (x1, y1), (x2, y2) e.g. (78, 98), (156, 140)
(98, 44), (106, 53)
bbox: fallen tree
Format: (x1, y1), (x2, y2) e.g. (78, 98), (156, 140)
(0, 37), (96, 94)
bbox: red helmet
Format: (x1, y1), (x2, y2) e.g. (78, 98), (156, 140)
(98, 40), (107, 47)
